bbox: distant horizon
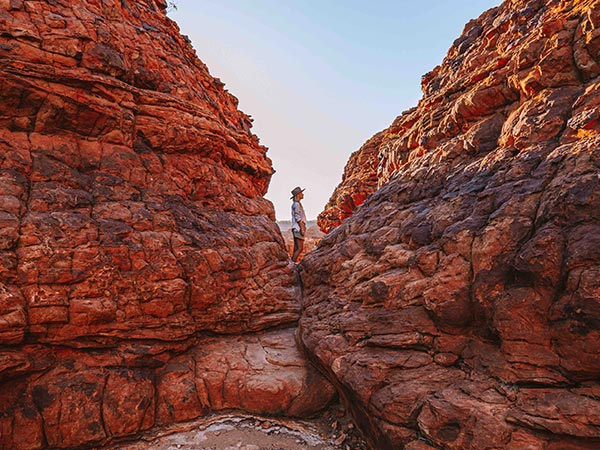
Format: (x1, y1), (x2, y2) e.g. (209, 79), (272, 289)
(169, 0), (501, 220)
(276, 219), (318, 224)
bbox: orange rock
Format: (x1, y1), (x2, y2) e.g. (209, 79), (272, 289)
(0, 1), (333, 448)
(302, 1), (600, 449)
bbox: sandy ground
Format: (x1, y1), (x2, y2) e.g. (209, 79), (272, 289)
(106, 405), (368, 450)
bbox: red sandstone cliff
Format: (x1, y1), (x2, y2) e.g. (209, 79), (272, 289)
(0, 1), (333, 448)
(303, 0), (600, 449)
(317, 133), (382, 233)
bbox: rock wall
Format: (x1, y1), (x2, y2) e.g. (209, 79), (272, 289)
(302, 0), (600, 449)
(0, 1), (333, 448)
(317, 132), (382, 233)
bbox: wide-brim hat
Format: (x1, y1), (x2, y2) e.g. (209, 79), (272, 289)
(291, 186), (305, 199)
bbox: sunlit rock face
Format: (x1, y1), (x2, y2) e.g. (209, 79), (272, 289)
(318, 0), (600, 234)
(304, 0), (600, 448)
(0, 1), (334, 448)
(317, 132), (382, 234)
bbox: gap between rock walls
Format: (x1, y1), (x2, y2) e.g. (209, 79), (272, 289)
(1, 0), (600, 449)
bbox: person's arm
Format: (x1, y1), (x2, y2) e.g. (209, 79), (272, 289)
(296, 203), (307, 235)
(292, 203), (303, 228)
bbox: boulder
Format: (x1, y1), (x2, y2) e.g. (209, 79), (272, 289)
(301, 0), (600, 448)
(0, 1), (333, 448)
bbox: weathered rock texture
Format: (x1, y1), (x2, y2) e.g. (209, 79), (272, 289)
(1, 327), (334, 449)
(303, 0), (600, 449)
(317, 134), (381, 233)
(0, 1), (333, 448)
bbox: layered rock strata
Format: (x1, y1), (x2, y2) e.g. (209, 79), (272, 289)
(317, 133), (381, 233)
(302, 0), (600, 448)
(2, 328), (334, 449)
(0, 1), (333, 448)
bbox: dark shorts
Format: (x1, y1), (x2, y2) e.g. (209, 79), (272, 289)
(292, 229), (305, 240)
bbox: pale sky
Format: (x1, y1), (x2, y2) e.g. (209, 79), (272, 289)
(169, 0), (501, 220)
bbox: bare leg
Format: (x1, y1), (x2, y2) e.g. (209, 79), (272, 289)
(292, 237), (304, 262)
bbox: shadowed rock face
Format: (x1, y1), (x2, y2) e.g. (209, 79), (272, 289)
(303, 0), (600, 449)
(0, 1), (334, 448)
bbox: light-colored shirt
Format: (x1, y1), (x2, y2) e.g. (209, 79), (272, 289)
(291, 200), (306, 232)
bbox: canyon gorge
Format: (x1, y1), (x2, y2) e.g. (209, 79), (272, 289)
(1, 0), (600, 449)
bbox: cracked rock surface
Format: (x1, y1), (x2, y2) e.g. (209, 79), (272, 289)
(1, 328), (334, 449)
(0, 0), (298, 345)
(0, 1), (333, 448)
(303, 0), (600, 449)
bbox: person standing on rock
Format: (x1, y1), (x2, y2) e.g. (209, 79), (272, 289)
(290, 186), (307, 263)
